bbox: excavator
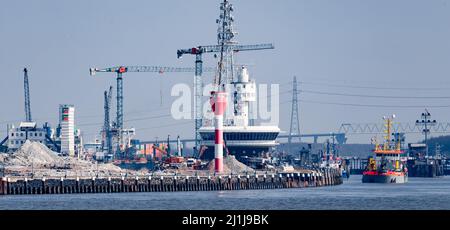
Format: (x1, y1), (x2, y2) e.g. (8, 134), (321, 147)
(198, 145), (208, 159)
(197, 136), (230, 159)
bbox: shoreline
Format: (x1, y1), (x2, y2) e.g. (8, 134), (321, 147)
(0, 168), (342, 195)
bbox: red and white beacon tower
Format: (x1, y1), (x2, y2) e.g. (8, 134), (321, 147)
(210, 91), (227, 173)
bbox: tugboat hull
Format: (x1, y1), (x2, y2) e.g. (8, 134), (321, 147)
(362, 174), (408, 183)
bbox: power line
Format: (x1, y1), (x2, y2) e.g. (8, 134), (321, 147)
(280, 99), (450, 108)
(298, 81), (450, 91)
(0, 106), (172, 126)
(79, 120), (193, 136)
(136, 121), (192, 131)
(299, 89), (450, 99)
(77, 114), (172, 127)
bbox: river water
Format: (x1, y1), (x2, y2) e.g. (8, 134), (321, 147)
(1, 175), (450, 210)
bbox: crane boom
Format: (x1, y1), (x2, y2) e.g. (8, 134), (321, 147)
(177, 43), (274, 58)
(90, 66), (215, 76)
(176, 43), (274, 155)
(23, 68), (32, 122)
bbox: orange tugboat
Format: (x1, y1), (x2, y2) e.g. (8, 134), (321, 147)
(362, 115), (408, 183)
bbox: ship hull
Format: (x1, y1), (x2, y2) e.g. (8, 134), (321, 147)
(362, 174), (408, 183)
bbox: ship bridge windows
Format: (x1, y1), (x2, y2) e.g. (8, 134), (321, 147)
(200, 132), (279, 141)
(376, 153), (400, 157)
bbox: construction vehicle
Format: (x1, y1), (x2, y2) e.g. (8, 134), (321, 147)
(164, 156), (185, 169)
(197, 145), (208, 159)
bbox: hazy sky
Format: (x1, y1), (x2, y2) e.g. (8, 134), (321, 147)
(2, 0), (450, 145)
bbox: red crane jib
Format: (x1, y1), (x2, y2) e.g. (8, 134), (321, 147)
(191, 48), (199, 54)
(118, 66), (127, 73)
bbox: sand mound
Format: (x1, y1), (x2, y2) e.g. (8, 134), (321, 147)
(0, 153), (6, 162)
(4, 140), (64, 167)
(207, 155), (255, 174)
(2, 140), (123, 177)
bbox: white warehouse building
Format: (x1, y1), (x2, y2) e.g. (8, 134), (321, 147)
(6, 122), (52, 150)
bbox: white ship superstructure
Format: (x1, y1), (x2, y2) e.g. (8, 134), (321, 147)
(199, 67), (280, 159)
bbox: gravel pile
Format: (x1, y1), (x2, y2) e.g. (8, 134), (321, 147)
(4, 141), (64, 167)
(1, 140), (124, 178)
(207, 155), (255, 174)
(0, 153), (6, 162)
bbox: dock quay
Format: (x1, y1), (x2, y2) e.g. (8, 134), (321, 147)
(344, 157), (368, 175)
(406, 158), (445, 177)
(0, 168), (342, 195)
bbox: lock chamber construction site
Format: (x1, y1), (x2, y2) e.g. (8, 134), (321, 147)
(2, 0), (450, 198)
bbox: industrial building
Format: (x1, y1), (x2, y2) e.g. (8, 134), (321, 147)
(1, 104), (83, 155)
(5, 122), (56, 151)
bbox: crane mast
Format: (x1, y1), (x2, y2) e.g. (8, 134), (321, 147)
(216, 0), (236, 87)
(103, 86), (113, 156)
(116, 73), (124, 132)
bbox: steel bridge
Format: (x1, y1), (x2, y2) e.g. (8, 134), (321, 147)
(339, 122), (450, 134)
(141, 132), (348, 146)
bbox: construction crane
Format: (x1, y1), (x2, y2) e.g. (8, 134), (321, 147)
(177, 0), (274, 156)
(89, 65), (215, 155)
(177, 45), (274, 156)
(102, 86), (113, 157)
(23, 68), (32, 122)
(153, 144), (168, 157)
(1, 68), (34, 151)
(90, 65), (215, 130)
(166, 134), (171, 156)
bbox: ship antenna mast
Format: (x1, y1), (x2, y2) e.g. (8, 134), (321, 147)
(215, 0), (236, 89)
(383, 114), (395, 151)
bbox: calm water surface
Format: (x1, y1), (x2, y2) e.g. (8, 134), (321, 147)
(1, 175), (450, 210)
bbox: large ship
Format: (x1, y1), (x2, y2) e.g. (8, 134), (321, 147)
(199, 67), (280, 160)
(362, 115), (408, 183)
